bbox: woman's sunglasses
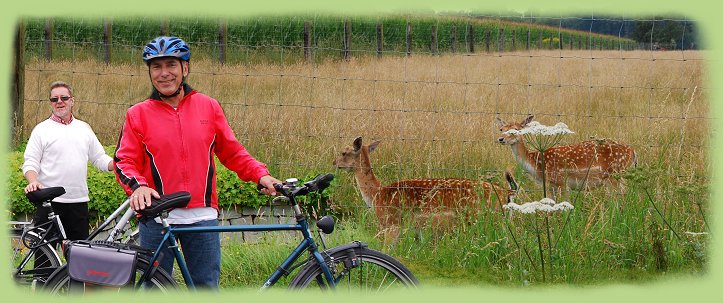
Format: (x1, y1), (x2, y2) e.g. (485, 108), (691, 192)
(50, 96), (72, 102)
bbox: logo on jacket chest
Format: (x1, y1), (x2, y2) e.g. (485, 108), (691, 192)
(199, 119), (210, 125)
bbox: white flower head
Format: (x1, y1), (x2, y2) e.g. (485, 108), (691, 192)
(504, 120), (575, 152)
(503, 198), (574, 214)
(684, 231), (708, 237)
(504, 121), (575, 136)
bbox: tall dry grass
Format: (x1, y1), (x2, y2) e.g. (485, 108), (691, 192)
(23, 50), (708, 184)
(21, 49), (710, 285)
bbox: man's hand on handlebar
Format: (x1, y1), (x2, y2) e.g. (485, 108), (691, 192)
(258, 175), (282, 196)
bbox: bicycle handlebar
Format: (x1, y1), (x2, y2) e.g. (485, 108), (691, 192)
(257, 173), (334, 199)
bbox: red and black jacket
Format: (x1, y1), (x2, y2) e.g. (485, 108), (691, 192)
(114, 85), (270, 210)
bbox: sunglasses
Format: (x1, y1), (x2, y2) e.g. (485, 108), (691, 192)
(50, 96), (72, 102)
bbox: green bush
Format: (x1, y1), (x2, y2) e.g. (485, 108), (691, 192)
(5, 146), (333, 223)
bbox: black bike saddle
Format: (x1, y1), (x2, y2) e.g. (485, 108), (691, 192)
(25, 187), (66, 205)
(136, 191), (192, 220)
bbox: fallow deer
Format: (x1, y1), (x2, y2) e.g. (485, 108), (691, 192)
(496, 115), (637, 196)
(333, 136), (518, 241)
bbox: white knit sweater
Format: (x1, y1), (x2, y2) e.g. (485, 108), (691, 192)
(22, 118), (113, 203)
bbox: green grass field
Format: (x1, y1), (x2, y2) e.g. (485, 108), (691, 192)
(15, 48), (709, 288)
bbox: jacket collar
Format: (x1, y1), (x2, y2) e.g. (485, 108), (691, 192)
(150, 83), (195, 101)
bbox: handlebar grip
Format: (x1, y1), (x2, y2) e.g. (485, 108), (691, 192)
(309, 173), (334, 192)
(256, 183), (284, 192)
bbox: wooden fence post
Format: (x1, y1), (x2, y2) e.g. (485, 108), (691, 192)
(511, 29), (516, 51)
(431, 24), (438, 55)
(569, 34), (573, 49)
(160, 19), (169, 36)
(218, 19), (227, 65)
(498, 28), (505, 52)
(558, 31), (562, 49)
(13, 19), (25, 147)
(484, 30), (490, 52)
(405, 21), (412, 57)
(450, 25), (457, 53)
(103, 18), (112, 64)
(303, 21), (311, 62)
(538, 31), (543, 49)
(44, 18), (53, 62)
(376, 23), (383, 58)
(467, 24), (474, 53)
(343, 19), (351, 61)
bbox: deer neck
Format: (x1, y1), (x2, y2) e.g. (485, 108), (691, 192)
(509, 139), (544, 183)
(353, 152), (382, 208)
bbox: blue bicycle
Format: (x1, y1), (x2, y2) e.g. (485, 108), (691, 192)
(42, 174), (418, 293)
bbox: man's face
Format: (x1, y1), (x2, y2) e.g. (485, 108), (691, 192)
(149, 57), (188, 96)
(49, 87), (73, 120)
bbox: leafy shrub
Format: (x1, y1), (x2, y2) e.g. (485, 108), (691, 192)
(6, 147), (334, 223)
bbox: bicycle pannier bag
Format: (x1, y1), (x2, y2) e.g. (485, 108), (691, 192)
(67, 241), (137, 287)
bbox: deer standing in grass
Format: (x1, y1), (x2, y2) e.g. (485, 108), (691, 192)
(333, 137), (518, 242)
(496, 115), (637, 197)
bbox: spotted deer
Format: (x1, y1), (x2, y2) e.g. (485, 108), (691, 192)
(333, 137), (518, 241)
(496, 115), (637, 196)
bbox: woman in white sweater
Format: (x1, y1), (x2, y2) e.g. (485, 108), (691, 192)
(22, 81), (114, 241)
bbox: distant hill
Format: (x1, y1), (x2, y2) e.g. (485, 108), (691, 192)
(481, 14), (700, 50)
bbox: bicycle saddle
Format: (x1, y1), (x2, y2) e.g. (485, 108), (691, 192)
(25, 187), (65, 205)
(136, 191), (191, 220)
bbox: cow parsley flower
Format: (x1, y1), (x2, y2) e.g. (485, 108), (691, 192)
(504, 120), (574, 153)
(684, 231), (708, 237)
(503, 198), (574, 214)
(504, 121), (574, 136)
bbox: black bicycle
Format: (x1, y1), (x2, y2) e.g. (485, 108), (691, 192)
(10, 187), (139, 288)
(43, 174), (419, 293)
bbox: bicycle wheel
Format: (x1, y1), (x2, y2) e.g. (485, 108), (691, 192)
(42, 257), (177, 294)
(288, 243), (419, 292)
(10, 229), (62, 286)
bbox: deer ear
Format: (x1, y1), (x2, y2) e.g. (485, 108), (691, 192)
(368, 140), (381, 153)
(353, 137), (363, 152)
(523, 115), (534, 126)
(505, 170), (518, 191)
(495, 117), (506, 127)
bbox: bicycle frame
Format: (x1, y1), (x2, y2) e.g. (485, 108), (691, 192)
(138, 205), (335, 290)
(88, 198), (137, 242)
(11, 198), (137, 285)
(12, 209), (66, 280)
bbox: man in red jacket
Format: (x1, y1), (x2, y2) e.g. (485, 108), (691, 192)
(114, 36), (281, 288)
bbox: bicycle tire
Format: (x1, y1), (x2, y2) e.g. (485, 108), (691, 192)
(288, 242), (419, 292)
(42, 257), (178, 294)
(10, 230), (62, 286)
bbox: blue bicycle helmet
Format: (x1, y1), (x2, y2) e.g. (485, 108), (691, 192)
(142, 36), (191, 64)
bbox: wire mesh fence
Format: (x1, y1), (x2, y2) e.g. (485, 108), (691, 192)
(11, 13), (710, 216)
